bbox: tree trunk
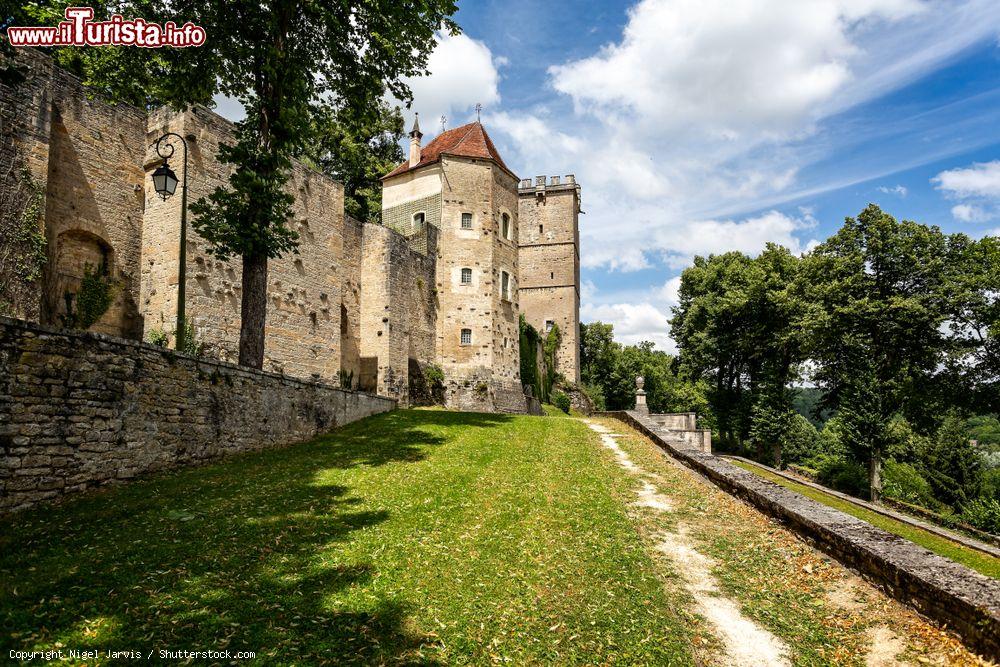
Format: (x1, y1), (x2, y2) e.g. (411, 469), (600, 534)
(772, 443), (782, 469)
(869, 455), (882, 503)
(238, 253), (268, 369)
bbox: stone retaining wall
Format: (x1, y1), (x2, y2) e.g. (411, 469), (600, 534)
(0, 317), (396, 514)
(606, 410), (1000, 659)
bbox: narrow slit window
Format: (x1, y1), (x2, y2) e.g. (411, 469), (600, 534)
(412, 212), (425, 232)
(501, 213), (510, 240)
(501, 271), (510, 300)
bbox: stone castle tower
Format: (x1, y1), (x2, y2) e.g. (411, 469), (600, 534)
(381, 117), (526, 411)
(517, 175), (581, 384)
(1, 50), (581, 413)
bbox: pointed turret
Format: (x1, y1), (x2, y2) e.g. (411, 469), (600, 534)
(408, 114), (422, 168)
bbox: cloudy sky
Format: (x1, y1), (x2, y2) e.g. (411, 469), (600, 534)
(225, 0), (1000, 353)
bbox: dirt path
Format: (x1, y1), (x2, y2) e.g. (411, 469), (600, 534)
(585, 420), (791, 666)
(582, 417), (991, 667)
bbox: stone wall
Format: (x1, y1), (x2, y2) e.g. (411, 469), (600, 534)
(0, 316), (395, 514)
(339, 216), (364, 386)
(518, 177), (580, 383)
(609, 410), (1000, 658)
(141, 107), (345, 383)
(650, 412), (698, 430)
(357, 221), (437, 405)
(1, 49), (145, 337)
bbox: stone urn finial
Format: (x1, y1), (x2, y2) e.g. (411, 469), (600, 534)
(634, 375), (648, 414)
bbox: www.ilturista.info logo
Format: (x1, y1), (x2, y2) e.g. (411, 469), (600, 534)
(5, 7), (206, 48)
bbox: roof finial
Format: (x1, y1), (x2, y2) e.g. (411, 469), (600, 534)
(409, 113), (422, 139)
(475, 103), (482, 122)
(439, 115), (447, 133)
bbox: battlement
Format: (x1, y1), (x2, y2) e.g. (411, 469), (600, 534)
(518, 175), (577, 192)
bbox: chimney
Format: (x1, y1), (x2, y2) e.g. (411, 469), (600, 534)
(408, 114), (423, 168)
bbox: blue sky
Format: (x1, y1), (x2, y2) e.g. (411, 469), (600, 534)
(395, 0), (1000, 352)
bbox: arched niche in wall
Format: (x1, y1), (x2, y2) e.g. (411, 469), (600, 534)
(43, 228), (115, 331)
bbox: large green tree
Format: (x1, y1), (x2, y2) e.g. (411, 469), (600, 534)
(671, 244), (802, 453)
(799, 205), (953, 500)
(26, 0), (458, 368)
(670, 252), (755, 445)
(580, 321), (619, 390)
(308, 99), (405, 223)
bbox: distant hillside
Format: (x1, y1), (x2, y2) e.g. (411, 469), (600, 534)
(793, 387), (832, 427)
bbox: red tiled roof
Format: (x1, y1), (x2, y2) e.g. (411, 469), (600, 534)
(383, 121), (513, 180)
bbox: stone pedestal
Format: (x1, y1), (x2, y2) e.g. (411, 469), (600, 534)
(634, 376), (648, 414)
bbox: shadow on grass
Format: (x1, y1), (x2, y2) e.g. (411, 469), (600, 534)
(0, 409), (512, 664)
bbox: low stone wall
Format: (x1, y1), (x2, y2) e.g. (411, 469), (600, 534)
(0, 317), (396, 514)
(650, 412), (696, 430)
(607, 410), (1000, 659)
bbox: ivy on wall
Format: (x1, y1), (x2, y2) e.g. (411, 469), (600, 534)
(0, 165), (47, 317)
(65, 263), (117, 330)
(519, 315), (558, 403)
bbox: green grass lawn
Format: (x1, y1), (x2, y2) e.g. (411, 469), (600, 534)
(0, 410), (697, 665)
(731, 460), (1000, 579)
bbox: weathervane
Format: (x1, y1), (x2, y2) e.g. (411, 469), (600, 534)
(475, 103), (482, 122)
(440, 115), (447, 132)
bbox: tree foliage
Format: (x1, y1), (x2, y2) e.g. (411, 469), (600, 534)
(579, 323), (708, 416)
(667, 203), (998, 516)
(307, 100), (405, 223)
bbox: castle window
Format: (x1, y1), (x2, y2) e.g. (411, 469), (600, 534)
(412, 212), (425, 232)
(501, 212), (510, 240)
(501, 271), (511, 300)
(461, 212), (473, 229)
(550, 271), (554, 279)
(461, 268), (472, 284)
(460, 328), (472, 345)
(539, 225), (543, 234)
(545, 320), (554, 332)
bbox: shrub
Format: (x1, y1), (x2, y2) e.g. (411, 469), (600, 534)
(883, 460), (940, 509)
(814, 456), (869, 498)
(147, 327), (170, 348)
(338, 369), (355, 390)
(177, 319), (204, 358)
(582, 383), (606, 411)
(959, 498), (1000, 535)
(422, 363), (445, 403)
(552, 391), (571, 414)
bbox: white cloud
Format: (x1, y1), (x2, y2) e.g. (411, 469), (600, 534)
(951, 204), (990, 223)
(933, 161), (1000, 198)
(581, 302), (676, 353)
(396, 31), (503, 134)
(657, 210), (818, 266)
(578, 207), (820, 273)
(877, 184), (908, 196)
(549, 0), (923, 144)
(660, 276), (682, 308)
(933, 160), (1000, 222)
